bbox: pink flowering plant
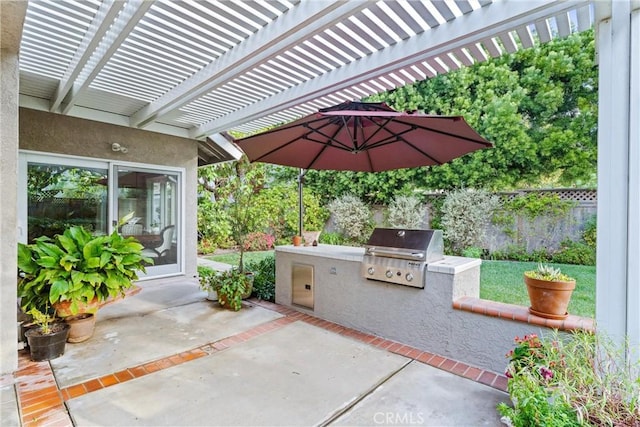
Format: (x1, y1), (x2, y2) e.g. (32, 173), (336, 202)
(498, 331), (640, 427)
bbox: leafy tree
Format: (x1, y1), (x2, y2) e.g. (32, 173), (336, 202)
(197, 160), (328, 251)
(297, 30), (597, 203)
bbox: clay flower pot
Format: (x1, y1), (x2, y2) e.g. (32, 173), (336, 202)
(524, 275), (576, 320)
(292, 235), (302, 246)
(65, 313), (96, 343)
(54, 298), (100, 318)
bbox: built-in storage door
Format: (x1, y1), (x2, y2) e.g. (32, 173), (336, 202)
(113, 165), (181, 276)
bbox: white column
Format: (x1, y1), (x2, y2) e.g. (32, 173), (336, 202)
(627, 7), (640, 350)
(0, 1), (26, 374)
(595, 1), (640, 349)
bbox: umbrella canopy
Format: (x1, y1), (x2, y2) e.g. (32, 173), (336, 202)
(236, 101), (492, 172)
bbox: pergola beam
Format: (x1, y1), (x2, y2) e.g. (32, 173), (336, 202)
(61, 0), (154, 114)
(193, 0), (583, 138)
(50, 0), (124, 113)
(130, 1), (370, 129)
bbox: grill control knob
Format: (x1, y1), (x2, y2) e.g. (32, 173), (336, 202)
(406, 273), (414, 282)
(367, 267), (375, 275)
(385, 270), (393, 278)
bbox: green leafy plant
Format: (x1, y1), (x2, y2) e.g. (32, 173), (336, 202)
(498, 331), (640, 426)
(17, 225), (151, 315)
(215, 268), (251, 311)
(318, 231), (345, 245)
(582, 215), (597, 249)
(552, 240), (595, 266)
(525, 263), (574, 282)
(462, 246), (483, 258)
(27, 306), (56, 335)
(245, 255), (275, 302)
(197, 265), (217, 293)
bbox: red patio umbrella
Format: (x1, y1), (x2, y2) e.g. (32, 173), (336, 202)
(236, 101), (492, 172)
(235, 101), (493, 234)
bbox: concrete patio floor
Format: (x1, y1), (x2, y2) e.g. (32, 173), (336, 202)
(7, 273), (509, 426)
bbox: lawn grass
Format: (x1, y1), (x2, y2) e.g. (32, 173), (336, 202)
(480, 260), (596, 318)
(208, 251), (596, 318)
(207, 250), (274, 267)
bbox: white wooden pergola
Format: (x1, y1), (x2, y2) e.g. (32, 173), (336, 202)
(1, 0), (638, 374)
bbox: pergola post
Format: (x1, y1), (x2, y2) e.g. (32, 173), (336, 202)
(595, 1), (640, 349)
(0, 1), (27, 375)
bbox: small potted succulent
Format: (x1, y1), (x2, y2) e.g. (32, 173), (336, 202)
(524, 263), (576, 319)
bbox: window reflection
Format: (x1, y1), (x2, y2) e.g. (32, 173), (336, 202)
(27, 163), (108, 242)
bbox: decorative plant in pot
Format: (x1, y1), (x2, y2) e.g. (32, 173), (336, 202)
(214, 268), (251, 311)
(198, 265), (218, 301)
(18, 225), (152, 342)
(23, 305), (70, 361)
(524, 263), (576, 320)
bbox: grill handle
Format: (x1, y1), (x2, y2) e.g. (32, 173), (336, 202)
(366, 248), (425, 259)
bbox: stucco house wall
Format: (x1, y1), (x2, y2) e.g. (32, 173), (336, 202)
(19, 108), (199, 281)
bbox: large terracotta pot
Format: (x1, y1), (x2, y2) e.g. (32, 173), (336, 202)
(65, 313), (96, 343)
(54, 298), (100, 318)
(524, 275), (576, 320)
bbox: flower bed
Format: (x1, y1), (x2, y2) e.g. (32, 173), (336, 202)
(498, 331), (640, 426)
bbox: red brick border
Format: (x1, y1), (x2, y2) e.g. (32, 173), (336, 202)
(452, 296), (595, 332)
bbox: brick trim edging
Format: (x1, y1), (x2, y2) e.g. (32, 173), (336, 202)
(452, 296), (595, 332)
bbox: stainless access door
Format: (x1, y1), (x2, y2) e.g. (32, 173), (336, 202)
(292, 264), (314, 309)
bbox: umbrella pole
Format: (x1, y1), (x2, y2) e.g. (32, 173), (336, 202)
(298, 169), (305, 236)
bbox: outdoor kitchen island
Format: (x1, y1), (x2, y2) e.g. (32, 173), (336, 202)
(274, 243), (515, 373)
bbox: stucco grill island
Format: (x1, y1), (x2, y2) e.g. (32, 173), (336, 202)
(274, 238), (509, 371)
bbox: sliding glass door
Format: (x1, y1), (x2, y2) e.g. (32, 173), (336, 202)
(19, 152), (183, 278)
(114, 166), (181, 276)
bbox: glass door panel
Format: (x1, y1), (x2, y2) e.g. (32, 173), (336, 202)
(115, 166), (181, 276)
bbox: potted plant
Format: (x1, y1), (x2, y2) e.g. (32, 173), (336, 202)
(23, 306), (70, 361)
(215, 268), (251, 311)
(524, 263), (576, 319)
(18, 225), (151, 341)
(198, 265), (218, 301)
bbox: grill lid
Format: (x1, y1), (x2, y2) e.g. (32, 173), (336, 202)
(364, 228), (444, 263)
(365, 228), (437, 251)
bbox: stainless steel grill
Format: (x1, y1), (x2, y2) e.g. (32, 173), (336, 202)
(361, 228), (444, 288)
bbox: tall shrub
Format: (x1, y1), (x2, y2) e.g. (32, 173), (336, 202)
(441, 189), (500, 254)
(327, 194), (373, 244)
(385, 195), (426, 229)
